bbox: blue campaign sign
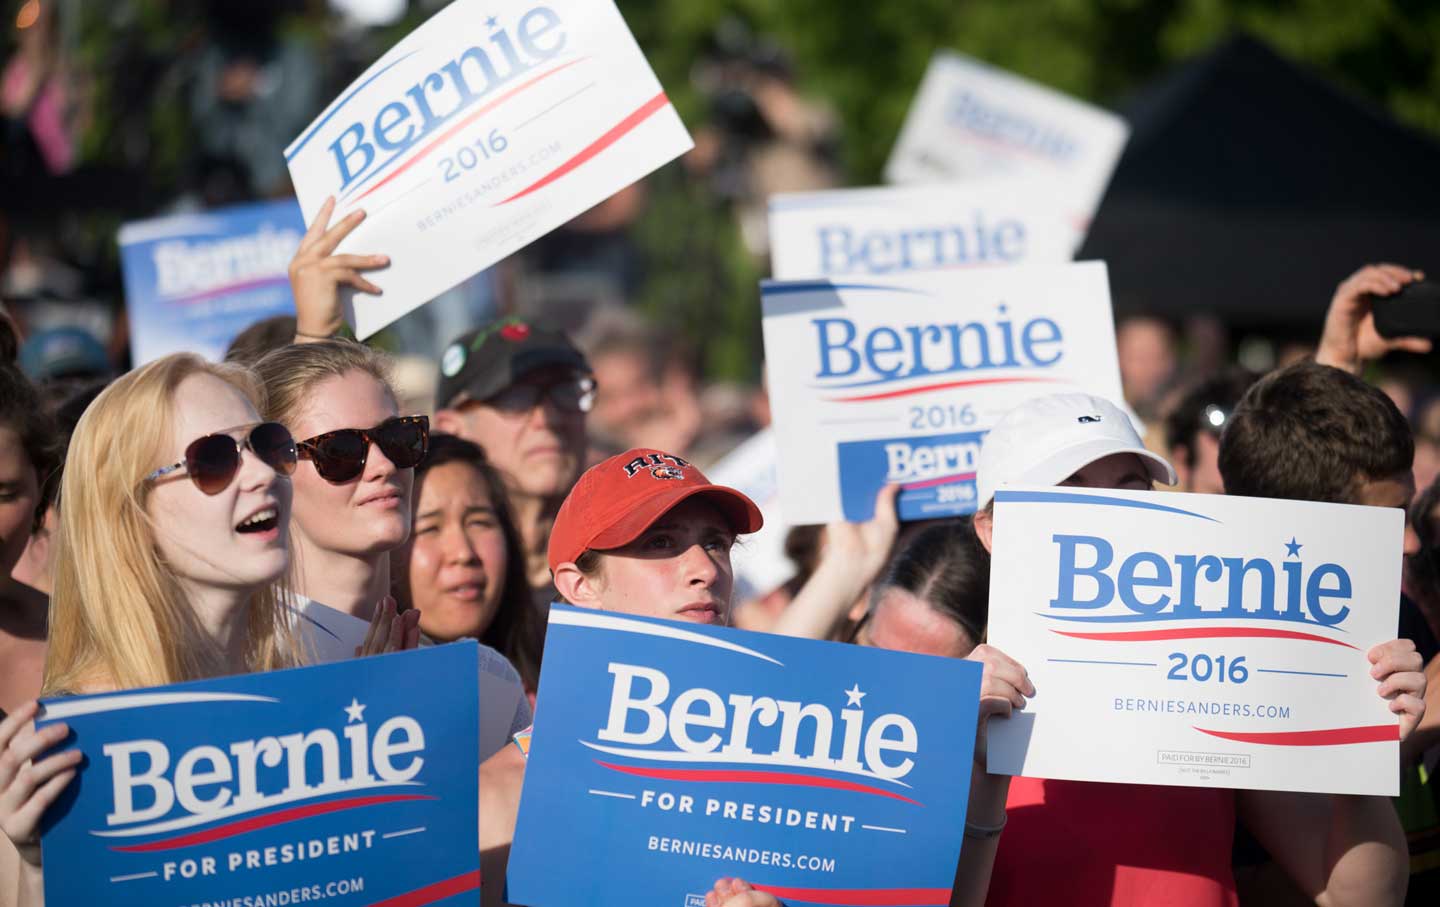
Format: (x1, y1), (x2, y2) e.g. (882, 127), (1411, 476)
(508, 606), (981, 907)
(35, 643), (480, 906)
(837, 429), (986, 522)
(119, 199), (306, 365)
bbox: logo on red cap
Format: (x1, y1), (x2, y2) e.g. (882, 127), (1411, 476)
(500, 322), (531, 342)
(622, 452), (690, 479)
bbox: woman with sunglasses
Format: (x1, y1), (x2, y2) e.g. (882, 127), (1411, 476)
(252, 341), (532, 759)
(0, 354), (311, 907)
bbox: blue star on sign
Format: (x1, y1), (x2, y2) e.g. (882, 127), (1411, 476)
(486, 15), (499, 28)
(1284, 537), (1302, 558)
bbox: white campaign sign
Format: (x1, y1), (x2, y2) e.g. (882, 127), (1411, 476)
(760, 263), (1123, 525)
(768, 180), (1077, 280)
(987, 487), (1403, 796)
(284, 0), (692, 338)
(884, 51), (1128, 249)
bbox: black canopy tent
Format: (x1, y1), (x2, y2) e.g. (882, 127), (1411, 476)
(1079, 34), (1440, 333)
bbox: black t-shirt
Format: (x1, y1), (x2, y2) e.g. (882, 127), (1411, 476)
(1399, 594), (1439, 663)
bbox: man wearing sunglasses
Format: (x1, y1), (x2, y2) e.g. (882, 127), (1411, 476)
(434, 319), (594, 602)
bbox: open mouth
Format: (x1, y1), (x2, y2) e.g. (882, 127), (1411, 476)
(236, 507), (279, 535)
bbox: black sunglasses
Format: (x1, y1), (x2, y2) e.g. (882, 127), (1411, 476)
(146, 422), (298, 495)
(483, 376), (597, 415)
(297, 415), (430, 483)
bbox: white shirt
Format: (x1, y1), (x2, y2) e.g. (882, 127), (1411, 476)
(290, 596), (533, 761)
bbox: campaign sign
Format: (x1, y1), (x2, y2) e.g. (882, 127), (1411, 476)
(508, 606), (980, 907)
(760, 262), (1123, 524)
(883, 51), (1128, 247)
(986, 488), (1404, 796)
(36, 643), (481, 905)
(768, 180), (1077, 280)
(119, 200), (305, 365)
(284, 0), (692, 339)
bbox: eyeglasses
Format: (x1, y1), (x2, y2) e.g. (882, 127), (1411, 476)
(482, 376), (597, 416)
(297, 415), (430, 483)
(146, 422), (298, 495)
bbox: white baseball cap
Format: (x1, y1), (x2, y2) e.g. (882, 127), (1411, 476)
(976, 393), (1177, 508)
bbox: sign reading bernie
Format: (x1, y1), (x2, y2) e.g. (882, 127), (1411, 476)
(986, 488), (1403, 796)
(768, 180), (1077, 280)
(37, 644), (481, 905)
(507, 606), (981, 907)
(119, 200), (306, 365)
(284, 0), (692, 338)
(884, 51), (1129, 249)
(761, 263), (1124, 524)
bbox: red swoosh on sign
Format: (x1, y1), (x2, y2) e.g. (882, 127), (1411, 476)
(824, 375), (1063, 403)
(752, 885), (952, 906)
(1050, 626), (1358, 649)
(350, 57), (588, 204)
(497, 91), (671, 205)
(1193, 725), (1398, 746)
(368, 871), (482, 907)
(109, 794), (436, 852)
(596, 761), (922, 806)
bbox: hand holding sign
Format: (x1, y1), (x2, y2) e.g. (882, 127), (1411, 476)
(288, 196), (390, 340)
(705, 877), (782, 907)
(1368, 638), (1426, 739)
(0, 701), (81, 868)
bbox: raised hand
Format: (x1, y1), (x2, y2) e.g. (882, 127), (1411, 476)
(288, 196), (390, 340)
(1316, 263), (1428, 373)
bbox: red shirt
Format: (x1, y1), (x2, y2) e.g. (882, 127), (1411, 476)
(986, 777), (1238, 907)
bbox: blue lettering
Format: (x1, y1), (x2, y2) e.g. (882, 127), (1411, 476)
(1050, 534), (1115, 610)
(328, 124), (375, 187)
(818, 227), (852, 274)
(373, 102), (415, 151)
(813, 319), (860, 378)
(1172, 554), (1223, 618)
(1020, 317), (1062, 366)
(1117, 551), (1171, 614)
(517, 7), (567, 58)
(1221, 557), (1274, 617)
(864, 327), (905, 378)
(1305, 564), (1351, 626)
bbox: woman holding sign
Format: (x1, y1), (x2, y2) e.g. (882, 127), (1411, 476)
(0, 354), (419, 907)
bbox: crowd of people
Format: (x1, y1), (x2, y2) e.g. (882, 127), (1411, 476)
(0, 177), (1434, 906)
(1, 5), (1439, 907)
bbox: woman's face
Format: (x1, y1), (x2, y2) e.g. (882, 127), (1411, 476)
(0, 426), (39, 576)
(402, 461), (509, 641)
(146, 373), (292, 592)
(288, 370), (412, 558)
(583, 498), (736, 624)
(857, 587), (977, 660)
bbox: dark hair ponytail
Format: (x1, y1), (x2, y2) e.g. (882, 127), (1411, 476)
(873, 519), (989, 646)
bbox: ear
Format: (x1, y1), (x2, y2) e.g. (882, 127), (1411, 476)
(433, 408), (465, 438)
(973, 506), (994, 554)
(553, 561), (603, 607)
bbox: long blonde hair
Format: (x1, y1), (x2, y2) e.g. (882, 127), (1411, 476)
(44, 354), (301, 695)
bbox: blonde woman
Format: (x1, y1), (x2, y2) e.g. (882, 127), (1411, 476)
(0, 354), (304, 907)
(252, 341), (531, 758)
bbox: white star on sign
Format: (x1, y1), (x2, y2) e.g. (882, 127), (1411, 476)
(345, 698), (366, 723)
(844, 684), (866, 708)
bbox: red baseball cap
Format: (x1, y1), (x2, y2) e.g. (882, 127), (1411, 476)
(548, 448), (764, 573)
